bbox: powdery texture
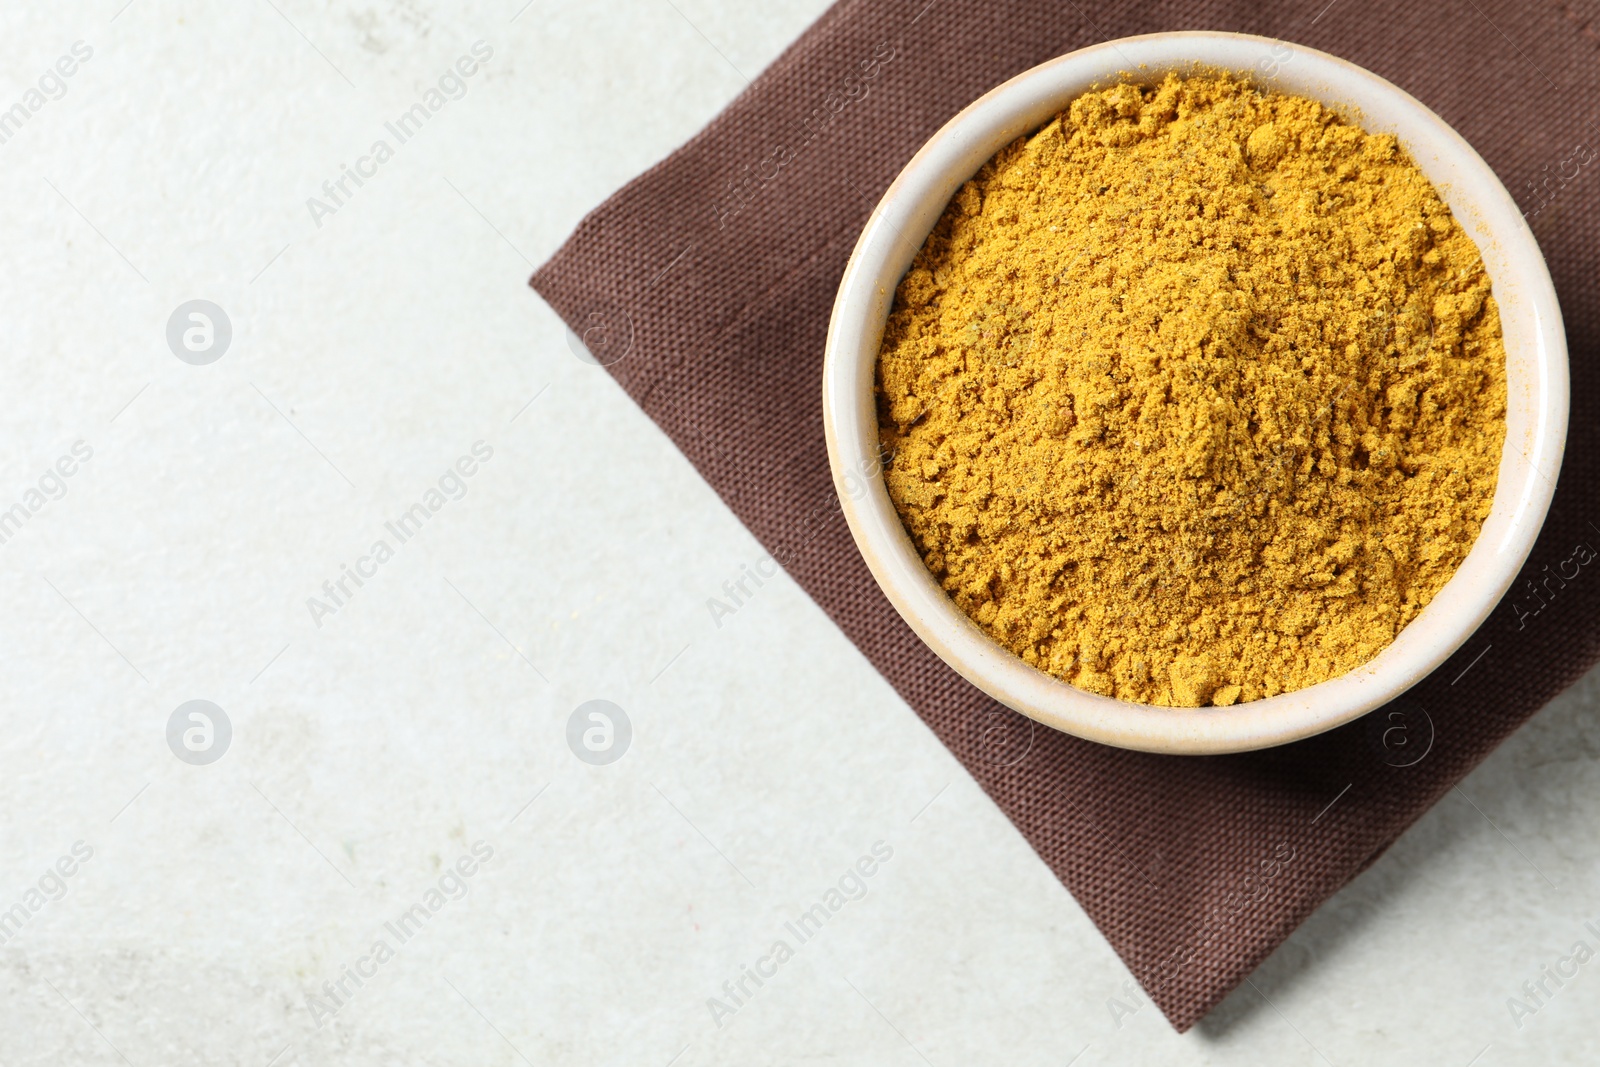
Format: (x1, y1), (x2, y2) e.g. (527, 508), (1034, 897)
(877, 75), (1508, 706)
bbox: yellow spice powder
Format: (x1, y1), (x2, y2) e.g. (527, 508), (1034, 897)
(876, 73), (1507, 707)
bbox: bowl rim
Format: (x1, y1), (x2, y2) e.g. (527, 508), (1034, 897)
(821, 30), (1569, 755)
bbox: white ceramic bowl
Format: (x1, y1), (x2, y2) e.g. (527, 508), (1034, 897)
(823, 31), (1568, 755)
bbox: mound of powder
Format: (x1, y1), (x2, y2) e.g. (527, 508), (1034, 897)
(876, 73), (1507, 707)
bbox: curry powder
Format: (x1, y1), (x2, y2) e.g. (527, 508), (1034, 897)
(876, 74), (1507, 706)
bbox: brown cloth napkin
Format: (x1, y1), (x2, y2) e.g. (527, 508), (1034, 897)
(530, 0), (1600, 1030)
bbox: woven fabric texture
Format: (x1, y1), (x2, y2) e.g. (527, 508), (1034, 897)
(530, 0), (1600, 1029)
